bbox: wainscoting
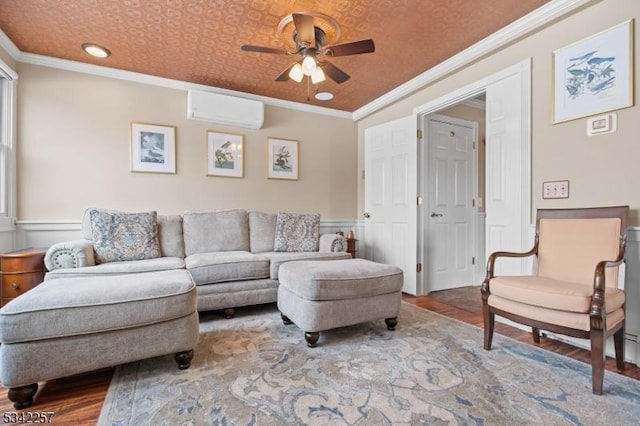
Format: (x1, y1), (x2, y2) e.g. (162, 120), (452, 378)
(11, 220), (640, 364)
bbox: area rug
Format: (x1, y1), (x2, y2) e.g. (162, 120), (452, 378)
(97, 303), (640, 425)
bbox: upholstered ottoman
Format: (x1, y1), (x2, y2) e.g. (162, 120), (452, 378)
(0, 269), (199, 409)
(277, 259), (403, 347)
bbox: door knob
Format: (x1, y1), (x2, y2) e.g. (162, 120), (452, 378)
(364, 212), (371, 218)
(430, 212), (443, 218)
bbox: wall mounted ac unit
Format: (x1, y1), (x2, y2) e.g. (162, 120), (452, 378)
(187, 90), (264, 129)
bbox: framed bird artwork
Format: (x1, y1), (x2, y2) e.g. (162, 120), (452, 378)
(552, 19), (634, 124)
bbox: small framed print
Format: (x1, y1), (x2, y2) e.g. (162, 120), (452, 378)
(207, 131), (244, 178)
(131, 122), (176, 174)
(267, 138), (298, 180)
(552, 19), (634, 123)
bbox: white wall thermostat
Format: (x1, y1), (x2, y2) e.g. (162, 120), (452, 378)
(587, 113), (617, 136)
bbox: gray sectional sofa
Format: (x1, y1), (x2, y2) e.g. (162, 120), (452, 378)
(43, 208), (351, 316)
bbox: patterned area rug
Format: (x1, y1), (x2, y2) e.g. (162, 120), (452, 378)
(98, 303), (640, 425)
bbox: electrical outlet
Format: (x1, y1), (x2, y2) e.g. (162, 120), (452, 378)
(543, 180), (569, 199)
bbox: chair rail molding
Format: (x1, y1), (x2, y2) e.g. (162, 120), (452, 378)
(14, 219), (359, 251)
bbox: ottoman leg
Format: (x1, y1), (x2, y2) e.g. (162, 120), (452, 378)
(281, 313), (293, 325)
(8, 383), (38, 409)
(223, 308), (235, 319)
(304, 332), (320, 348)
(385, 317), (398, 331)
(175, 349), (194, 370)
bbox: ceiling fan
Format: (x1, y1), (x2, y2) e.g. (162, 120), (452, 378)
(241, 12), (375, 85)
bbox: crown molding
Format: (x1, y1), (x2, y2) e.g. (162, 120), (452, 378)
(0, 28), (20, 60)
(352, 0), (597, 121)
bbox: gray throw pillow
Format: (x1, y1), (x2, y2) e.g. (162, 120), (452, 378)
(274, 212), (320, 252)
(90, 209), (161, 264)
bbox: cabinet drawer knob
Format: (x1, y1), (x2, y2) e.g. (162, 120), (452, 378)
(11, 282), (19, 290)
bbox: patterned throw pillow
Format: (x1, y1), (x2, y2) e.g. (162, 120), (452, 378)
(274, 212), (320, 252)
(90, 209), (161, 264)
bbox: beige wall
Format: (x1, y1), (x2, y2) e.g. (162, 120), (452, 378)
(16, 64), (358, 220)
(357, 0), (640, 225)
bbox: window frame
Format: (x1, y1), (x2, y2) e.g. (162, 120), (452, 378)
(0, 57), (17, 231)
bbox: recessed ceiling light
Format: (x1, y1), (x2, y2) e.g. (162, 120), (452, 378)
(82, 43), (111, 58)
(315, 92), (334, 101)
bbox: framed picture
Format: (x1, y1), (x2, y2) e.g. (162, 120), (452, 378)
(267, 138), (298, 180)
(131, 122), (176, 174)
(207, 131), (244, 178)
(552, 19), (634, 124)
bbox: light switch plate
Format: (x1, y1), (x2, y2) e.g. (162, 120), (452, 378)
(543, 180), (569, 199)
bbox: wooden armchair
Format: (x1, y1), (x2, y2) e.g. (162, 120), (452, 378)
(481, 206), (629, 395)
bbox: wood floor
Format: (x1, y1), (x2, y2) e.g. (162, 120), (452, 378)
(1, 286), (639, 424)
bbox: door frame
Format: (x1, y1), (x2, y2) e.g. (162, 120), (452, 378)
(415, 58), (531, 294)
(423, 114), (478, 292)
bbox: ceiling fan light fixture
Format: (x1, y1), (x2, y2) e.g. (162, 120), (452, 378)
(301, 55), (317, 76)
(310, 67), (325, 84)
(82, 43), (111, 58)
(288, 63), (304, 82)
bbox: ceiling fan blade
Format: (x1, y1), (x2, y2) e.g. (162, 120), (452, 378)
(320, 61), (350, 84)
(241, 44), (288, 55)
(325, 39), (375, 56)
(275, 63), (297, 81)
(292, 13), (315, 46)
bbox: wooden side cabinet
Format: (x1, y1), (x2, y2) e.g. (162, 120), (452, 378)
(1, 248), (47, 307)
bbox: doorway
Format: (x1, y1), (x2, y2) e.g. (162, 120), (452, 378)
(416, 59), (531, 294)
(423, 112), (481, 292)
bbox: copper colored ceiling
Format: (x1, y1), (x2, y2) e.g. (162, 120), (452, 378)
(0, 0), (548, 112)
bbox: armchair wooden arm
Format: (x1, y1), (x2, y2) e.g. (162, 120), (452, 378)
(481, 236), (539, 295)
(590, 237), (626, 320)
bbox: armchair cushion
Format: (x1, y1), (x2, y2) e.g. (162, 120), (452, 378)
(89, 209), (161, 264)
(488, 295), (624, 332)
(274, 212), (320, 252)
(489, 276), (625, 314)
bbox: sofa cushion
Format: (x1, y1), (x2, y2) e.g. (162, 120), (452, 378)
(0, 270), (196, 343)
(44, 257), (185, 280)
(274, 212), (320, 252)
(249, 211), (277, 253)
(263, 251), (352, 279)
(185, 251), (270, 285)
(183, 209), (249, 256)
(89, 209), (161, 264)
(157, 214), (185, 258)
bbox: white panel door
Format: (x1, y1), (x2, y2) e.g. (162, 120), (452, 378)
(485, 72), (529, 275)
(364, 116), (417, 294)
(426, 116), (475, 291)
